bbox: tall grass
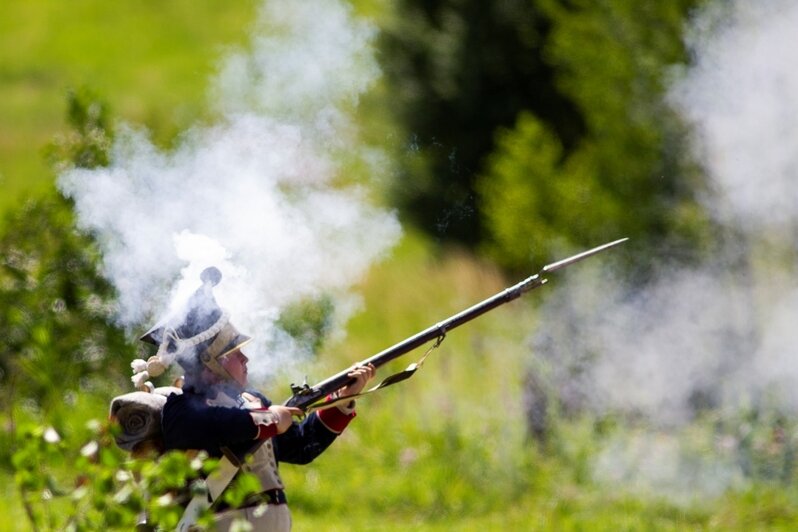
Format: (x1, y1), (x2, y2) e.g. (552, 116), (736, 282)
(0, 0), (257, 214)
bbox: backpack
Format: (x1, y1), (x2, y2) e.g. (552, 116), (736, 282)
(109, 387), (182, 457)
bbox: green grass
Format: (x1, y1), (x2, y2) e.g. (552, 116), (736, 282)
(0, 0), (257, 213)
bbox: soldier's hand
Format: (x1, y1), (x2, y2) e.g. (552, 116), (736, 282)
(337, 363), (376, 398)
(251, 405), (303, 438)
(269, 405), (303, 433)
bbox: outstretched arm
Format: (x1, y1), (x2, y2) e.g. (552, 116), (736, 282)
(274, 364), (376, 464)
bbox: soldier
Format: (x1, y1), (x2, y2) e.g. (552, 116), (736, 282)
(139, 268), (374, 531)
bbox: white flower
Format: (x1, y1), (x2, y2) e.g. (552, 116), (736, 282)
(43, 427), (61, 444)
(80, 440), (99, 458)
(156, 493), (174, 507)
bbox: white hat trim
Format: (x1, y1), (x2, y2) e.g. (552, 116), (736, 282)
(130, 311), (231, 391)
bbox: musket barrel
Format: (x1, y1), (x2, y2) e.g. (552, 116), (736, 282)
(360, 273), (545, 368)
(285, 273), (546, 408)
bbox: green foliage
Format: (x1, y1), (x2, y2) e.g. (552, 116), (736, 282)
(477, 0), (712, 271)
(0, 90), (133, 424)
(45, 87), (113, 172)
(221, 472), (262, 510)
(276, 295), (335, 355)
(478, 112), (623, 268)
(0, 88), (134, 515)
(381, 0), (713, 269)
(10, 411), (798, 531)
(8, 416), (228, 531)
(379, 0), (582, 243)
(0, 194), (134, 413)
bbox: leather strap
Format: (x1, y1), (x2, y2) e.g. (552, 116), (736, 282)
(306, 334), (444, 413)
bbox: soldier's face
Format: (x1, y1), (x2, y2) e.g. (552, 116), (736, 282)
(221, 349), (249, 387)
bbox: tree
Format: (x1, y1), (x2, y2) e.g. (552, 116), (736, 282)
(477, 0), (711, 271)
(0, 89), (134, 424)
(379, 0), (584, 244)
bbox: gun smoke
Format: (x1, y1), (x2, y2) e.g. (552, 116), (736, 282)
(57, 0), (401, 378)
(532, 0), (798, 502)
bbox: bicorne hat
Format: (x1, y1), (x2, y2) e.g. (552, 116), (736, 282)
(131, 267), (252, 389)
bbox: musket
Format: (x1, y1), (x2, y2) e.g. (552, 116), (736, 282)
(284, 238), (628, 411)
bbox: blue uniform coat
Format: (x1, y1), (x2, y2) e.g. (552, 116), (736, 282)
(161, 385), (341, 465)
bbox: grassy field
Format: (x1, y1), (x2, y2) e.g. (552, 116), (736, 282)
(0, 0), (256, 213)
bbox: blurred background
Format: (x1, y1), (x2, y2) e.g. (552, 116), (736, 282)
(3, 0), (798, 529)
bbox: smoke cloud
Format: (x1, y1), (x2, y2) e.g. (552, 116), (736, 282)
(671, 0), (798, 230)
(532, 0), (798, 501)
(58, 0), (401, 378)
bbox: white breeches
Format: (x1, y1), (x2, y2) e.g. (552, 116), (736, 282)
(213, 504), (291, 532)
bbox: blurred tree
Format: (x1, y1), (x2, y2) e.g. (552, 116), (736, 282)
(277, 295), (336, 356)
(477, 0), (712, 271)
(46, 87), (113, 172)
(379, 0), (584, 244)
(380, 0), (712, 270)
(0, 89), (133, 428)
(477, 112), (623, 269)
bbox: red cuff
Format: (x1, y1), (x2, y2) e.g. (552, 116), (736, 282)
(317, 405), (356, 433)
(255, 423), (278, 440)
(251, 409), (279, 440)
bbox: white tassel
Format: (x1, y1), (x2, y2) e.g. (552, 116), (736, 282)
(127, 311), (231, 390)
(131, 371), (150, 389)
(130, 359), (148, 373)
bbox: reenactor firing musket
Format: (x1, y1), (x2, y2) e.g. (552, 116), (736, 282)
(111, 237), (626, 531)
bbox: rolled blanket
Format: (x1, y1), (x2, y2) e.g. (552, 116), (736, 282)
(109, 391), (171, 452)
